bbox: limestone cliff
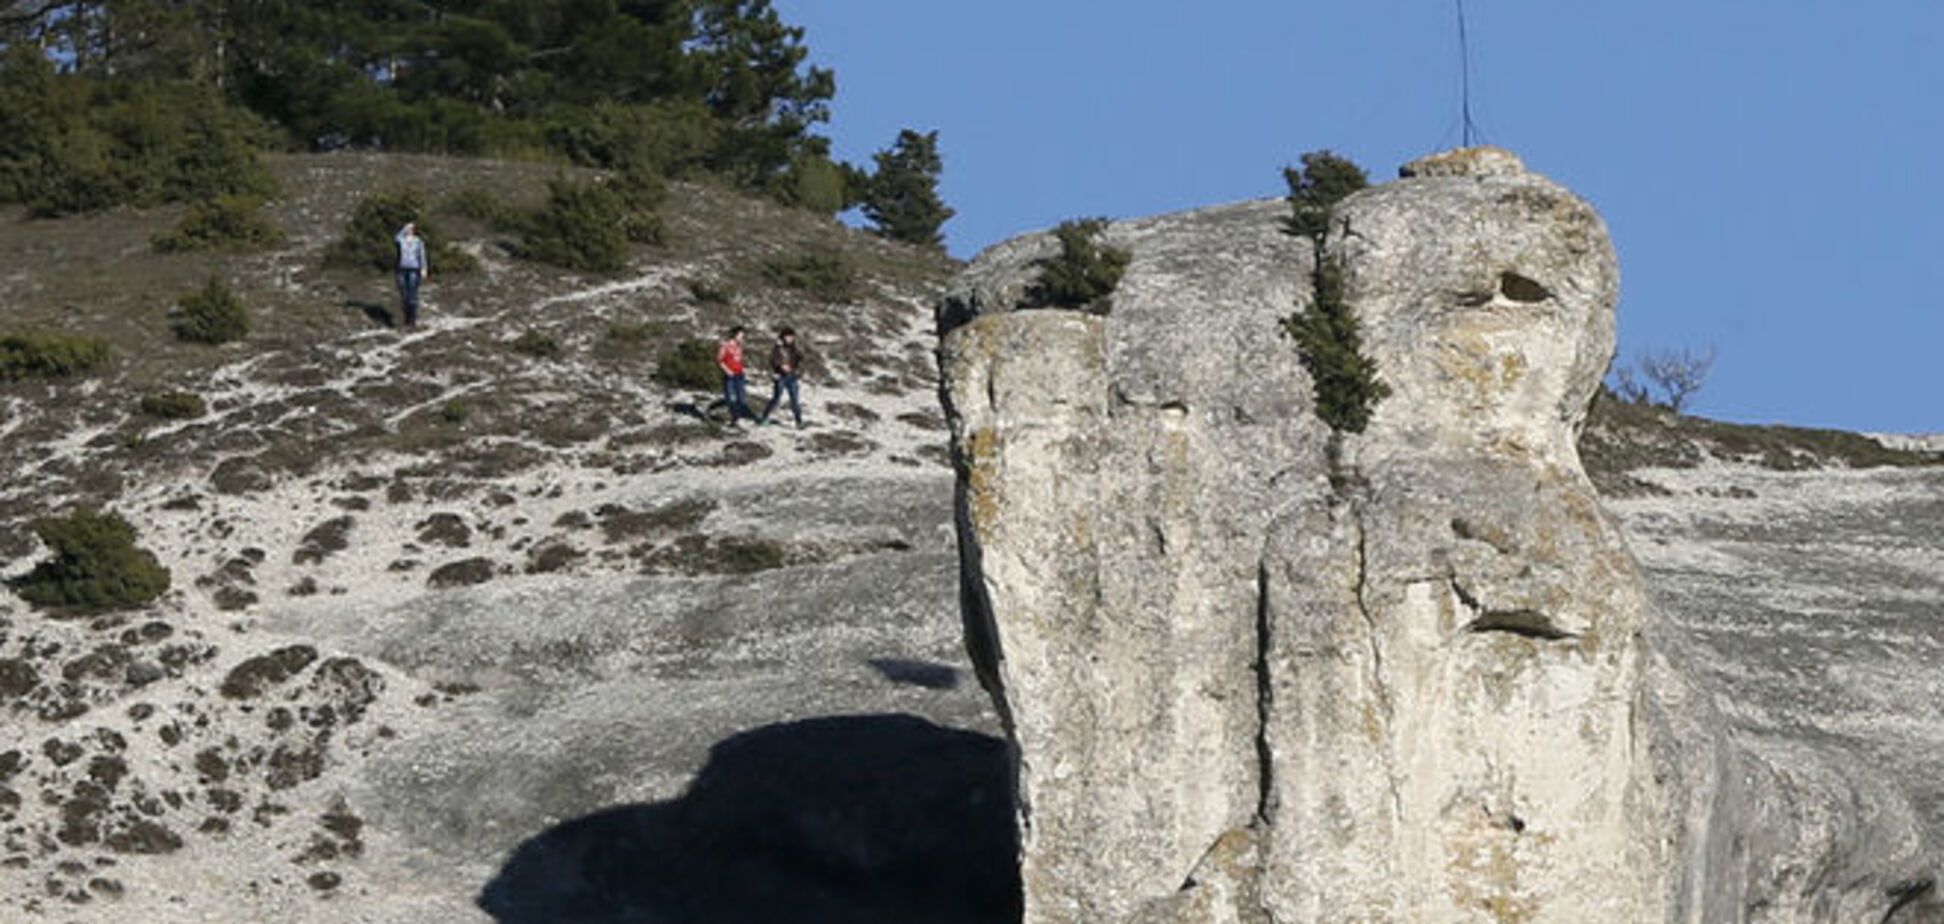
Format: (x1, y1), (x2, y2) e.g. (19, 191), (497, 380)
(940, 148), (1940, 922)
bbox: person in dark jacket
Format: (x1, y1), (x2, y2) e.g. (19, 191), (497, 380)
(759, 327), (805, 428)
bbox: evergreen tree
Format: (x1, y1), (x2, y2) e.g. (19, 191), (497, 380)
(1279, 150), (1387, 436)
(862, 128), (952, 247)
(1282, 149), (1367, 241)
(0, 0), (847, 211)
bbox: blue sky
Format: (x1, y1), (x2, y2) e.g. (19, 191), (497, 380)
(774, 1), (1942, 434)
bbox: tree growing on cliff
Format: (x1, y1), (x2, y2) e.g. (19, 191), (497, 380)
(1280, 150), (1387, 436)
(861, 128), (953, 248)
(1028, 218), (1129, 315)
(1283, 149), (1368, 241)
(1283, 257), (1390, 434)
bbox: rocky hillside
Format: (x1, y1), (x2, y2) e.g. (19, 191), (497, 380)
(0, 153), (1014, 923)
(1, 151), (1939, 923)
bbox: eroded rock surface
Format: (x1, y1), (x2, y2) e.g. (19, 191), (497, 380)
(942, 149), (1942, 922)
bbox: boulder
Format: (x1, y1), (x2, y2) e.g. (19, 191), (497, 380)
(939, 149), (1939, 922)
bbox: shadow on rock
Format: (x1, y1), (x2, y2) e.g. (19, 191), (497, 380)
(477, 714), (1020, 924)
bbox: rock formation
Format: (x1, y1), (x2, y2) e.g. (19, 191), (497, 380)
(940, 148), (1942, 922)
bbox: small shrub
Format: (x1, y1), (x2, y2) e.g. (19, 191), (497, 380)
(171, 276), (249, 345)
(11, 509), (172, 613)
(137, 391), (206, 420)
(1283, 258), (1390, 434)
(686, 278), (733, 305)
(324, 189), (476, 274)
(152, 195), (285, 253)
(0, 332), (113, 380)
(1028, 218), (1129, 314)
(517, 178), (631, 273)
(653, 338), (722, 391)
(1283, 150), (1369, 241)
(440, 186), (522, 230)
(509, 330), (562, 358)
(760, 251), (857, 302)
(439, 401), (470, 425)
(605, 321), (663, 345)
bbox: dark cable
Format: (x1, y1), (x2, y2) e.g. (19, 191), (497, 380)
(1456, 0), (1482, 147)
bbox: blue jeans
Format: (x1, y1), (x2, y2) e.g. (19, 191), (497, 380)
(396, 268), (422, 326)
(762, 374), (801, 425)
(722, 374), (755, 421)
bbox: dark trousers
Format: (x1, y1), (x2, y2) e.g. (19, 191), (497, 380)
(762, 374), (801, 425)
(396, 268), (422, 327)
(722, 374), (756, 421)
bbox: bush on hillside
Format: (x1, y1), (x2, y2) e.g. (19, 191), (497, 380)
(440, 186), (523, 231)
(12, 509), (172, 613)
(761, 251), (856, 302)
(0, 332), (113, 380)
(324, 189), (477, 274)
(653, 338), (722, 391)
(544, 100), (721, 178)
(1027, 218), (1129, 314)
(686, 278), (733, 305)
(137, 391), (207, 419)
(153, 195), (286, 253)
(516, 178), (632, 273)
(171, 276), (250, 345)
(509, 329), (562, 358)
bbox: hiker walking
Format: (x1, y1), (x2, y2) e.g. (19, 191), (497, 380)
(759, 326), (805, 428)
(395, 222), (428, 328)
(717, 325), (757, 425)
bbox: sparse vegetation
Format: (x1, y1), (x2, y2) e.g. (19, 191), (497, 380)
(0, 332), (113, 380)
(137, 392), (207, 420)
(152, 195), (285, 253)
(761, 251), (857, 302)
(11, 510), (172, 613)
(687, 278), (734, 305)
(654, 338), (723, 391)
(605, 321), (661, 345)
(324, 189), (476, 274)
(509, 330), (563, 359)
(439, 401), (471, 426)
(1608, 346), (1717, 413)
(1028, 218), (1129, 314)
(1580, 388), (1944, 494)
(171, 277), (250, 345)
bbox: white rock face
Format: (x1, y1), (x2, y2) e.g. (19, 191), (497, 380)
(940, 150), (1941, 923)
(1259, 152), (1668, 921)
(941, 201), (1326, 923)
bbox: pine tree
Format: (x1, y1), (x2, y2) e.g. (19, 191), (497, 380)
(862, 128), (952, 247)
(1282, 149), (1367, 241)
(1280, 150), (1387, 435)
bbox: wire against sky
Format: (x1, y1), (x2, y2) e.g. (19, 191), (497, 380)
(1456, 0), (1482, 147)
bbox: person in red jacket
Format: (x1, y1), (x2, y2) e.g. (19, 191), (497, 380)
(717, 325), (757, 425)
